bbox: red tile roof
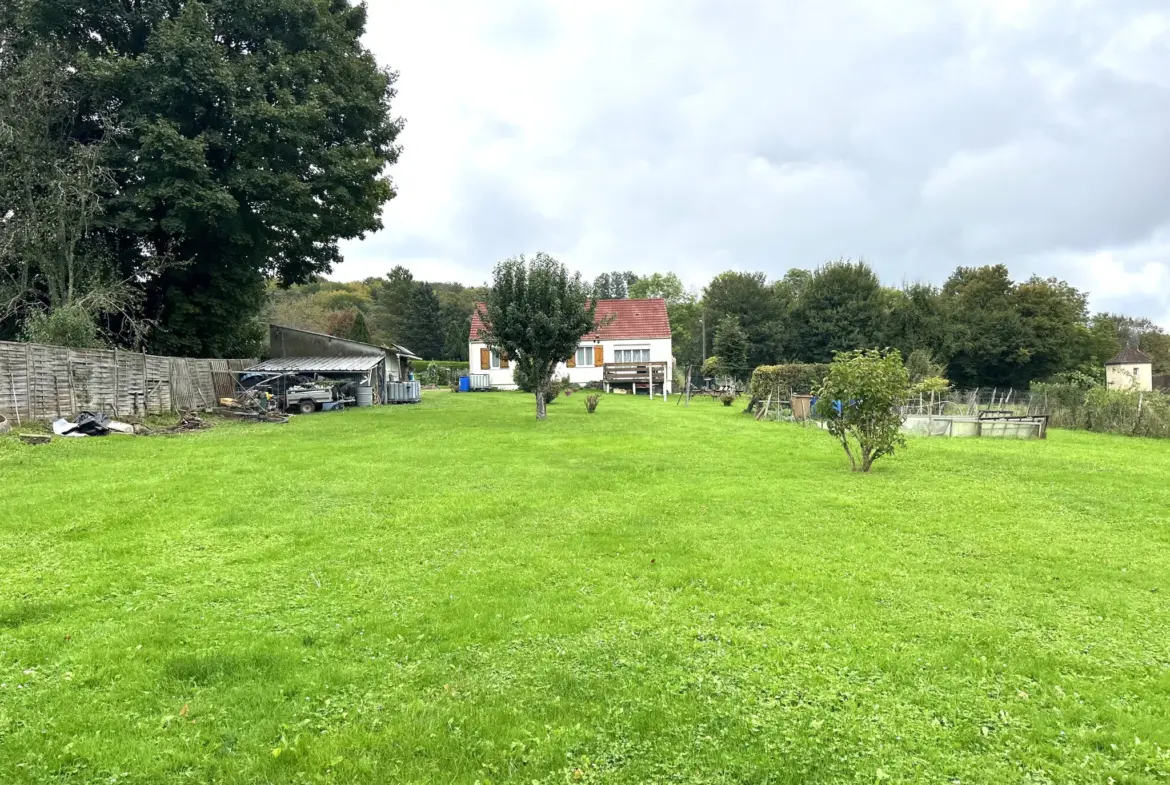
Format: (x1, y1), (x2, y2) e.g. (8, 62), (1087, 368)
(470, 298), (671, 342)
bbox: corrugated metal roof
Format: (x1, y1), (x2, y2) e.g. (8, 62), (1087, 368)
(269, 323), (389, 353)
(391, 343), (421, 360)
(245, 356), (384, 373)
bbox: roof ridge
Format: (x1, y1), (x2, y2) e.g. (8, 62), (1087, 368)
(1105, 346), (1153, 365)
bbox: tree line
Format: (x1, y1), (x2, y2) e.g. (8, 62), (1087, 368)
(1, 2), (1163, 387)
(269, 260), (1168, 391)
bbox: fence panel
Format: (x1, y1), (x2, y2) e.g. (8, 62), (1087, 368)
(0, 340), (255, 421)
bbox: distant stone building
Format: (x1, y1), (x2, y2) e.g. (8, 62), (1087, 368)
(1104, 346), (1154, 391)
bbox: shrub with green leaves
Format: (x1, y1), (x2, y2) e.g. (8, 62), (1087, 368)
(910, 376), (951, 396)
(815, 349), (910, 472)
(748, 364), (830, 402)
(585, 394), (600, 413)
(22, 305), (105, 349)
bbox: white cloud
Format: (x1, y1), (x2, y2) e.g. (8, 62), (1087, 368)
(335, 0), (1170, 328)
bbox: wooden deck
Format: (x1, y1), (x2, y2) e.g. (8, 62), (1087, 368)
(602, 362), (668, 384)
(602, 362), (669, 398)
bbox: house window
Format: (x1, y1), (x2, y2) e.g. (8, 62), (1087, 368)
(575, 346), (594, 367)
(490, 350), (501, 369)
(1134, 367), (1141, 375)
(615, 347), (651, 363)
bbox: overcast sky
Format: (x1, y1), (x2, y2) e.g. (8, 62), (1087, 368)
(334, 0), (1170, 327)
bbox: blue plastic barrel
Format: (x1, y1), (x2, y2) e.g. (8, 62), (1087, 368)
(458, 375), (471, 392)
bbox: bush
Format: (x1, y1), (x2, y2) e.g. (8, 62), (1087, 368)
(585, 394), (600, 413)
(720, 392), (736, 406)
(910, 376), (951, 395)
(545, 375), (570, 403)
(701, 356), (722, 378)
(414, 360), (469, 387)
(22, 305), (105, 349)
(1029, 382), (1170, 438)
(905, 349), (946, 383)
(815, 349), (910, 472)
(748, 364), (830, 402)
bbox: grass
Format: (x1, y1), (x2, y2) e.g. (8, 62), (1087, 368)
(2, 391), (1169, 784)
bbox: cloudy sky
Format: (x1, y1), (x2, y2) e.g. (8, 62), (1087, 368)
(335, 0), (1170, 327)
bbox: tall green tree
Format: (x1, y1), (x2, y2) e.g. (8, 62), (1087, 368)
(628, 272), (686, 304)
(0, 46), (133, 344)
(6, 0), (402, 355)
(373, 266), (416, 346)
(713, 315), (750, 380)
(434, 282), (488, 361)
(788, 260), (889, 363)
(702, 271), (783, 368)
(668, 299), (704, 377)
(349, 309), (372, 344)
(402, 282), (443, 359)
(592, 271), (638, 300)
(939, 266), (1091, 388)
(481, 253), (596, 420)
(1088, 313), (1170, 374)
(886, 283), (945, 360)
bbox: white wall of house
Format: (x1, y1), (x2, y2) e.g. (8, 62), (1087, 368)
(469, 337), (673, 393)
(1106, 363), (1153, 391)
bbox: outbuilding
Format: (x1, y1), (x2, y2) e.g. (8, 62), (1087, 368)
(1105, 346), (1154, 391)
(255, 324), (422, 404)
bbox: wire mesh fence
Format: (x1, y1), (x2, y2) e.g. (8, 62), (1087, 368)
(898, 385), (1170, 439)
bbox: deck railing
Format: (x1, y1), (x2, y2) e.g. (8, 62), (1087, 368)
(602, 362), (668, 384)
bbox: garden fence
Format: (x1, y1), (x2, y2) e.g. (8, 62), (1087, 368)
(896, 386), (1170, 439)
(0, 340), (256, 424)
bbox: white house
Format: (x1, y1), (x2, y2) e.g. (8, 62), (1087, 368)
(1105, 346), (1154, 391)
(469, 298), (673, 394)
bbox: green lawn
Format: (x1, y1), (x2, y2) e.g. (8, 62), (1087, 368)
(2, 391), (1169, 784)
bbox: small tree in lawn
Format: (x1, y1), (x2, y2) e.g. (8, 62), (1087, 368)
(815, 349), (910, 472)
(479, 253), (597, 420)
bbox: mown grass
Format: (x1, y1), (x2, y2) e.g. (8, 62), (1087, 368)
(2, 391), (1169, 784)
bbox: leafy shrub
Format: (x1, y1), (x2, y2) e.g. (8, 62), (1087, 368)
(720, 392), (736, 406)
(910, 376), (951, 395)
(701, 356), (722, 378)
(23, 305), (105, 349)
(815, 349), (910, 472)
(414, 360), (470, 375)
(748, 364), (830, 402)
(585, 394), (600, 413)
(550, 375), (573, 402)
(414, 360), (469, 387)
(1083, 387), (1170, 438)
(904, 349), (946, 383)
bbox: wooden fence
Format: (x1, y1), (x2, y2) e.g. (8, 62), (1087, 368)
(0, 340), (255, 424)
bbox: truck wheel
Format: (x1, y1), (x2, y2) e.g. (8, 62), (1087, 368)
(297, 399), (316, 414)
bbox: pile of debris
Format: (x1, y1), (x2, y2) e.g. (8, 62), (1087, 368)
(52, 411), (135, 438)
(137, 413), (214, 436)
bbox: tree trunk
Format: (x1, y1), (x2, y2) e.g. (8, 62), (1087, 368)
(535, 387), (547, 420)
